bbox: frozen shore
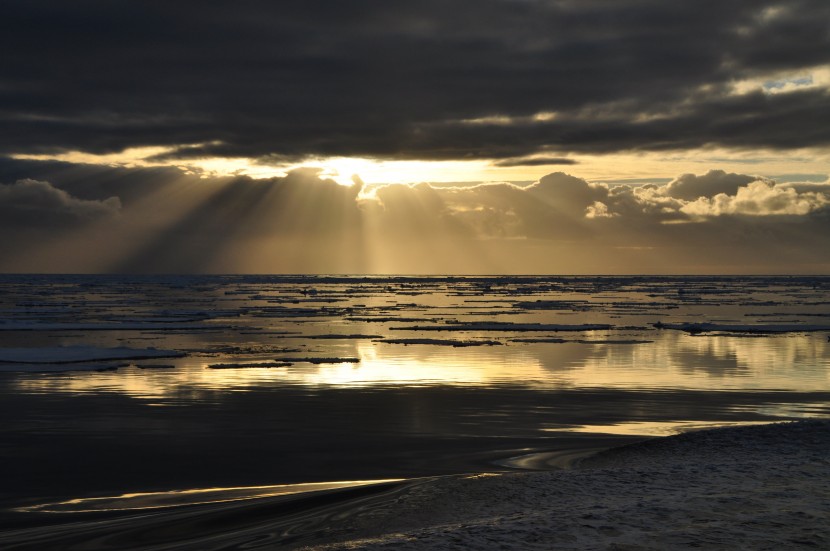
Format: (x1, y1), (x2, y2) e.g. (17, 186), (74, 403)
(1, 421), (827, 550)
(304, 420), (830, 550)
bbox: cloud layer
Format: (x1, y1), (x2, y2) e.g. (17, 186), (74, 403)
(1, 159), (827, 273)
(0, 179), (120, 227)
(2, 1), (830, 161)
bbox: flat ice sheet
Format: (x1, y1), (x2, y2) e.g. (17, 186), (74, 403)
(299, 421), (830, 550)
(1, 421), (826, 550)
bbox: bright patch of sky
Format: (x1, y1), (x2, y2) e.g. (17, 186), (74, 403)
(11, 147), (829, 188)
(732, 65), (830, 96)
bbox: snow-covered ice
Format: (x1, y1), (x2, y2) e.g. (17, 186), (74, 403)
(302, 421), (830, 550)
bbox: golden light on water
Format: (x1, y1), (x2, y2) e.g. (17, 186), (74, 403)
(19, 478), (405, 513)
(13, 335), (829, 399)
(550, 420), (775, 437)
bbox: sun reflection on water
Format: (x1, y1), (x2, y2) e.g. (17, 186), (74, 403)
(11, 334), (829, 400)
(19, 478), (405, 513)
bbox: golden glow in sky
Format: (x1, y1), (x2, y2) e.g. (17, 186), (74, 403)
(12, 146), (830, 186)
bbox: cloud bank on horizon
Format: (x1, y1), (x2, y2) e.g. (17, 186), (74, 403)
(1, 1), (829, 273)
(1, 162), (828, 273)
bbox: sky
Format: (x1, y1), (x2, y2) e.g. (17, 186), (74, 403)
(2, 1), (830, 274)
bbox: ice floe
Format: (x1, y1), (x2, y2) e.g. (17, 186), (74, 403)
(305, 334), (384, 339)
(509, 338), (652, 344)
(0, 346), (184, 364)
(376, 338), (503, 347)
(0, 321), (229, 331)
(654, 321), (830, 333)
(392, 322), (614, 332)
(0, 362), (131, 373)
(207, 362), (294, 369)
(275, 357), (361, 364)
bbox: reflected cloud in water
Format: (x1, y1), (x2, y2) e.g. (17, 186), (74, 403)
(14, 333), (829, 400)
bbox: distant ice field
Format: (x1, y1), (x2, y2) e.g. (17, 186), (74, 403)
(0, 275), (828, 515)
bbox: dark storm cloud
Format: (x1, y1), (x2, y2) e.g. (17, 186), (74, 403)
(2, 1), (829, 160)
(493, 157), (578, 167)
(0, 179), (120, 227)
(665, 170), (758, 200)
(0, 156), (209, 204)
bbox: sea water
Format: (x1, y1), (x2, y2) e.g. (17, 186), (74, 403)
(1, 275), (828, 513)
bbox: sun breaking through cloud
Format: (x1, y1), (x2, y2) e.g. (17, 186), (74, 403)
(1, 1), (829, 273)
(1, 161), (828, 274)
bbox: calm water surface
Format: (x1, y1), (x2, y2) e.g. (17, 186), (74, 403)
(1, 275), (828, 514)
